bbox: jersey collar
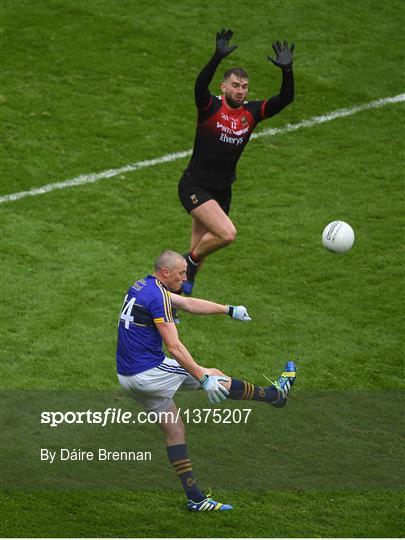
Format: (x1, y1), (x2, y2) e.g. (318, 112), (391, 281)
(149, 274), (169, 291)
(222, 94), (244, 112)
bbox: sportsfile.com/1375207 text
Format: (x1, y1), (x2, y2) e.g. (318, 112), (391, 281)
(40, 407), (252, 427)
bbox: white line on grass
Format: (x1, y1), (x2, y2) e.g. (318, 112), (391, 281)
(1, 93), (404, 205)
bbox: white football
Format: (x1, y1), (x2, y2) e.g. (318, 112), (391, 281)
(322, 221), (355, 253)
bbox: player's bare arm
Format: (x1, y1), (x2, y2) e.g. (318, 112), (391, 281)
(156, 321), (206, 380)
(171, 293), (251, 321)
(171, 293), (227, 314)
(156, 321), (231, 405)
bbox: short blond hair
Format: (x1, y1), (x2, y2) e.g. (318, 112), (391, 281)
(154, 250), (184, 271)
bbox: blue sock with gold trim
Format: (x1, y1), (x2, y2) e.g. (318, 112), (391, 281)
(167, 443), (205, 502)
(228, 378), (279, 403)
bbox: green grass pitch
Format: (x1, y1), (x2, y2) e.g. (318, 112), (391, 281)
(1, 0), (404, 537)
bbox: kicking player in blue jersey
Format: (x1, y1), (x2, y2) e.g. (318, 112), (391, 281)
(178, 29), (295, 294)
(117, 250), (296, 511)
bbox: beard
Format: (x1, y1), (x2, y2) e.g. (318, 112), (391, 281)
(224, 94), (244, 108)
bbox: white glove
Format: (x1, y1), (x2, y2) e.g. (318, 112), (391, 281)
(199, 375), (229, 404)
(228, 305), (251, 321)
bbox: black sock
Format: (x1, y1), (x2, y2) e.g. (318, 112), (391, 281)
(167, 444), (205, 502)
(228, 378), (280, 403)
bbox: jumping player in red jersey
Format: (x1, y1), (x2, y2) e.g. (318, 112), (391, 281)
(178, 29), (295, 294)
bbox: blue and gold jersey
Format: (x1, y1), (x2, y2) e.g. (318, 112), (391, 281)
(116, 274), (174, 375)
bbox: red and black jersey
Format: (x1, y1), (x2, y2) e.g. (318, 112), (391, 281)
(183, 54), (294, 190)
(186, 95), (271, 189)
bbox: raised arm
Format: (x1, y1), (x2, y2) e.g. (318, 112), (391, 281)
(264, 40), (295, 118)
(195, 29), (237, 110)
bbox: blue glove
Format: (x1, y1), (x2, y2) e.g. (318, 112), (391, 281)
(199, 375), (229, 404)
(227, 305), (251, 321)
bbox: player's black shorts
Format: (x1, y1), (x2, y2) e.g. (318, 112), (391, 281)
(178, 172), (232, 215)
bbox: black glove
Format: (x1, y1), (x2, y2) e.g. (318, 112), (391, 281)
(268, 40), (295, 70)
(215, 28), (237, 59)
